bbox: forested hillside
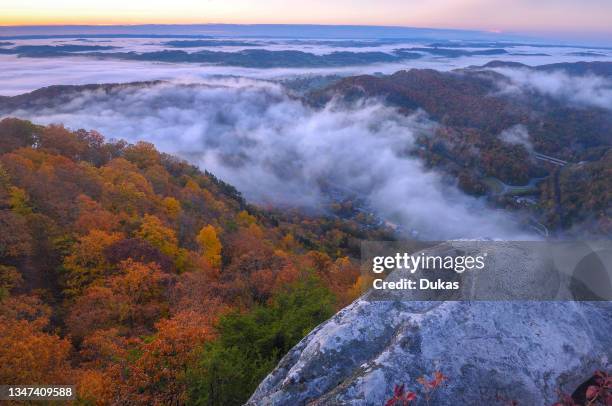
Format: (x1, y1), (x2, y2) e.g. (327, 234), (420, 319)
(0, 118), (388, 405)
(309, 63), (612, 235)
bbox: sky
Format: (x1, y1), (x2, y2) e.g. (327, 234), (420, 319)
(1, 0), (611, 41)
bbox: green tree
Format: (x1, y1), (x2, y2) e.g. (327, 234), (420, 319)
(186, 275), (335, 406)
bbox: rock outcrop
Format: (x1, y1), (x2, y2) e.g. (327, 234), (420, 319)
(247, 242), (612, 405)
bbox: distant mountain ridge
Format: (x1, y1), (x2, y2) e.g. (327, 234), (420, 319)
(479, 60), (612, 77)
(0, 81), (166, 111)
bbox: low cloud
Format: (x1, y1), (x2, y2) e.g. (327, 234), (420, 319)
(1, 40), (609, 96)
(494, 67), (612, 110)
(499, 124), (533, 152)
(4, 79), (531, 240)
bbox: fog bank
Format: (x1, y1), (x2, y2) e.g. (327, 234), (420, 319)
(4, 79), (531, 239)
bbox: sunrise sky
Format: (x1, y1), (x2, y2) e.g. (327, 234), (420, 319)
(1, 0), (612, 39)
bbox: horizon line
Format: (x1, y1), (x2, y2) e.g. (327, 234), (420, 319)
(0, 23), (609, 46)
(0, 22), (488, 31)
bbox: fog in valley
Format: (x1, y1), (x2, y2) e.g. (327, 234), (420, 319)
(3, 78), (536, 239)
(2, 32), (611, 240)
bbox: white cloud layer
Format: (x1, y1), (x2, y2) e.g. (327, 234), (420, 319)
(3, 79), (532, 240)
(494, 67), (612, 110)
(499, 124), (533, 152)
(0, 38), (609, 95)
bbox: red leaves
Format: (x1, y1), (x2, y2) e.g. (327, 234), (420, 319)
(385, 371), (448, 406)
(434, 371), (447, 386)
(586, 385), (600, 400)
(385, 384), (417, 406)
(418, 370), (448, 392)
(394, 383), (404, 398)
(586, 370), (611, 406)
(554, 370), (611, 406)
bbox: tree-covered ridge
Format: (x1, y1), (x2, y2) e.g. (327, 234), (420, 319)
(0, 118), (386, 405)
(309, 64), (612, 235)
(539, 150), (612, 233)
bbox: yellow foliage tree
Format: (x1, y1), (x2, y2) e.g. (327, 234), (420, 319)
(0, 265), (22, 302)
(280, 233), (297, 251)
(196, 225), (222, 269)
(236, 210), (256, 227)
(123, 141), (160, 169)
(347, 274), (373, 304)
(137, 214), (179, 258)
(162, 196), (181, 220)
(99, 158), (155, 215)
(8, 186), (32, 216)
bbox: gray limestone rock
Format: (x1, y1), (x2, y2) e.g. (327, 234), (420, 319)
(247, 242), (612, 405)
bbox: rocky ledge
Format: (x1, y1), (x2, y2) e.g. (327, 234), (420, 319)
(247, 242), (612, 405)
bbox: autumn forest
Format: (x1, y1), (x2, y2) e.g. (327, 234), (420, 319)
(0, 118), (386, 405)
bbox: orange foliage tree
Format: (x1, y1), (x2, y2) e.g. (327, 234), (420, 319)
(62, 229), (123, 296)
(0, 295), (73, 385)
